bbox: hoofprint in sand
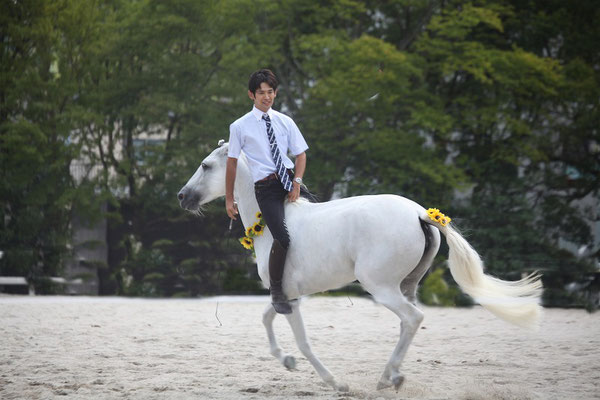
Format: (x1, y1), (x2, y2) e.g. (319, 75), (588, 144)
(0, 296), (598, 400)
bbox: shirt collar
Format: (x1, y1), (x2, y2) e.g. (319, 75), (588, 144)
(252, 106), (273, 121)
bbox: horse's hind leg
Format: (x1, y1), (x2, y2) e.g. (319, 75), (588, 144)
(262, 304), (296, 369)
(400, 266), (427, 305)
(367, 285), (424, 390)
(401, 220), (440, 304)
(285, 301), (349, 392)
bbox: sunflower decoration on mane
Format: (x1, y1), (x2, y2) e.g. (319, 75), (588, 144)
(239, 236), (253, 250)
(251, 222), (264, 236)
(426, 208), (452, 227)
(239, 212), (266, 251)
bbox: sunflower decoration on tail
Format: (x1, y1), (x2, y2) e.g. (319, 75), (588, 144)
(426, 208), (452, 227)
(239, 212), (266, 251)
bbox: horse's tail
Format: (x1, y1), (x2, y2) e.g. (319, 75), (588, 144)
(420, 209), (543, 330)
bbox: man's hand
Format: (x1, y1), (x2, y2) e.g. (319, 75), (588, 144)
(288, 182), (301, 202)
(226, 198), (238, 219)
(289, 152), (306, 203)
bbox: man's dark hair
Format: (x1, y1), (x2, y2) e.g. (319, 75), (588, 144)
(248, 69), (278, 94)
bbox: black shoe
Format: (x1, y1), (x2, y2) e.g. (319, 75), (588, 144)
(270, 283), (292, 314)
(272, 299), (292, 314)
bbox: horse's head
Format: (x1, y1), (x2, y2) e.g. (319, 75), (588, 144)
(178, 140), (228, 212)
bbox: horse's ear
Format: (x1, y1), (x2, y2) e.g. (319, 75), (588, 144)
(216, 141), (228, 156)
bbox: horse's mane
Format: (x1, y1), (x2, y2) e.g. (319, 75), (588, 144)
(289, 197), (310, 206)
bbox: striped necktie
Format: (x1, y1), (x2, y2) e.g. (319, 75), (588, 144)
(263, 114), (293, 191)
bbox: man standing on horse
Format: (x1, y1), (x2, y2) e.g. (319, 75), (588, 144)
(225, 69), (309, 314)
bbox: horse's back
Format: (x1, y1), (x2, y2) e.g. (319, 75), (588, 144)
(286, 194), (426, 233)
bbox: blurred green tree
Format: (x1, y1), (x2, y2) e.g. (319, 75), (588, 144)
(410, 1), (599, 305)
(0, 0), (108, 292)
(66, 0), (257, 295)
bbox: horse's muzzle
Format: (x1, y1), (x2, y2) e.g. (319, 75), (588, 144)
(177, 186), (200, 210)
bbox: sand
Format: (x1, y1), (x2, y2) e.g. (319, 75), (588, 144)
(0, 295), (598, 400)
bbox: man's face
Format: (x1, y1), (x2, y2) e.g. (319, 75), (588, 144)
(248, 82), (277, 113)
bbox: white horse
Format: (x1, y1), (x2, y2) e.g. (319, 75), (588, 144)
(178, 141), (542, 392)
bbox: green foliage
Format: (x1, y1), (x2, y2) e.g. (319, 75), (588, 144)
(410, 1), (598, 301)
(222, 267), (264, 294)
(0, 0), (100, 290)
(298, 34), (463, 204)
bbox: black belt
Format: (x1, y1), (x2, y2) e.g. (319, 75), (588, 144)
(257, 169), (293, 182)
(257, 173), (279, 182)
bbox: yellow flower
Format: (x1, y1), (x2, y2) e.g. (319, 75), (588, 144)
(426, 207), (451, 226)
(255, 211), (262, 220)
(245, 226), (253, 237)
(427, 208), (439, 218)
(239, 236), (253, 250)
(252, 222), (264, 236)
(439, 217), (451, 226)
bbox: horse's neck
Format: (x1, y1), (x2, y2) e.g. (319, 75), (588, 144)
(233, 157), (260, 230)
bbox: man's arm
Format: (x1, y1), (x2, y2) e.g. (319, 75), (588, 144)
(225, 157), (239, 219)
(288, 152), (306, 202)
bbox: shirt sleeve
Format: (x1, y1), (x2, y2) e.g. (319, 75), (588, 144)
(287, 118), (309, 156)
(227, 122), (242, 158)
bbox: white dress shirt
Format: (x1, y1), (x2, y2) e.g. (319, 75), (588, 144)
(228, 106), (308, 182)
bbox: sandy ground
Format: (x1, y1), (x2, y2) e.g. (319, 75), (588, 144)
(0, 295), (598, 400)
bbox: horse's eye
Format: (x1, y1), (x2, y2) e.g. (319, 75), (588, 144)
(201, 162), (209, 169)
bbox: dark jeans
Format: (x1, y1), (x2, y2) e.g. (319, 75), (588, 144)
(255, 179), (291, 250)
(254, 176), (317, 251)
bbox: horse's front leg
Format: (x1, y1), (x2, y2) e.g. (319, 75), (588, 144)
(262, 303), (296, 369)
(285, 301), (349, 392)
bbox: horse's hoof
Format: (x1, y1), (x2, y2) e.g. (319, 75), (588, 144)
(336, 383), (349, 392)
(392, 375), (405, 391)
(283, 355), (296, 370)
(376, 380), (392, 390)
